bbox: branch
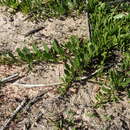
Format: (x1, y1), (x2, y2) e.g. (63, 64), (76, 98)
(0, 73), (19, 83)
(24, 27), (44, 37)
(13, 82), (64, 88)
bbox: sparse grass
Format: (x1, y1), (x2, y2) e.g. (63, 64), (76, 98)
(0, 0), (87, 20)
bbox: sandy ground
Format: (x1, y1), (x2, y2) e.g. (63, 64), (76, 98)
(0, 6), (130, 130)
(0, 6), (88, 52)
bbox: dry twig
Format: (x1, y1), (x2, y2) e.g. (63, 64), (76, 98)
(24, 27), (44, 37)
(13, 82), (64, 88)
(0, 73), (19, 83)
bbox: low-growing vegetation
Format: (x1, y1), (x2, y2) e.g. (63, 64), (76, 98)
(0, 0), (130, 106)
(88, 0), (130, 106)
(0, 0), (86, 20)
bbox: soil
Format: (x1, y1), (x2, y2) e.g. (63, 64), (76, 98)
(0, 6), (88, 52)
(0, 6), (130, 130)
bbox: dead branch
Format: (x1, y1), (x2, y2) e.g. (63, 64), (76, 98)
(1, 73), (19, 83)
(13, 82), (64, 88)
(24, 27), (44, 37)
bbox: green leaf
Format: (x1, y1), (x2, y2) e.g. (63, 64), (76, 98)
(125, 78), (130, 84)
(52, 39), (60, 54)
(64, 69), (70, 76)
(73, 57), (80, 69)
(102, 86), (111, 93)
(127, 90), (130, 98)
(64, 63), (71, 71)
(43, 44), (49, 53)
(127, 71), (130, 75)
(114, 13), (126, 20)
(22, 47), (31, 55)
(16, 48), (26, 60)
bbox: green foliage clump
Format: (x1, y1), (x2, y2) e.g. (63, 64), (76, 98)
(88, 0), (130, 106)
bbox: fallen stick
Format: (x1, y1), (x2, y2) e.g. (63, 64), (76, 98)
(78, 68), (101, 81)
(24, 27), (44, 37)
(1, 73), (19, 83)
(13, 82), (64, 88)
(0, 98), (28, 130)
